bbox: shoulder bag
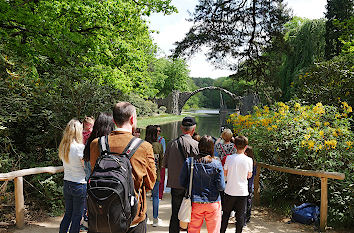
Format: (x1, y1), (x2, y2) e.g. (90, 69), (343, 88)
(178, 157), (194, 228)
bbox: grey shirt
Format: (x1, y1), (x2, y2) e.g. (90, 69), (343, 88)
(164, 134), (199, 189)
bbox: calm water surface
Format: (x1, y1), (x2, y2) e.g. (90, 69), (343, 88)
(157, 109), (233, 143)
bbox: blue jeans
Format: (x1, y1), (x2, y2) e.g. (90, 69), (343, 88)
(152, 181), (160, 219)
(59, 180), (87, 233)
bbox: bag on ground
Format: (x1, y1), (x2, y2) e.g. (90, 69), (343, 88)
(87, 136), (143, 233)
(291, 203), (320, 225)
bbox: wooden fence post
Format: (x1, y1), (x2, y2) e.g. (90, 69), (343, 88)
(320, 177), (328, 232)
(254, 165), (261, 206)
(14, 177), (25, 229)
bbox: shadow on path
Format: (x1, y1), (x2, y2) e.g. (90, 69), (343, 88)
(11, 193), (338, 233)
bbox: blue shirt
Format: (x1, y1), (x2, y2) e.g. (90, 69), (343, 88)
(180, 156), (225, 203)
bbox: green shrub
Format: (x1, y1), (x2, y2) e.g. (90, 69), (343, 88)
(229, 101), (353, 227)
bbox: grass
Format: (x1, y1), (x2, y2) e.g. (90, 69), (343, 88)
(137, 112), (199, 128)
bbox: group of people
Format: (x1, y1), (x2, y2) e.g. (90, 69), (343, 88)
(58, 101), (256, 233)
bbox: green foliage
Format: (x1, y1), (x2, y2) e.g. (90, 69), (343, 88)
(150, 58), (191, 97)
(294, 53), (354, 107)
(325, 0), (354, 59)
(0, 0), (177, 215)
(229, 102), (354, 227)
(279, 18), (326, 101)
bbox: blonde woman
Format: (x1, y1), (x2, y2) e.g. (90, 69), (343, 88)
(215, 129), (237, 166)
(59, 119), (86, 233)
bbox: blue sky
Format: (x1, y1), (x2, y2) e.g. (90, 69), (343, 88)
(147, 0), (327, 79)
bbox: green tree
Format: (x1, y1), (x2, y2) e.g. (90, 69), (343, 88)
(325, 0), (354, 59)
(279, 18), (326, 101)
(172, 0), (290, 68)
(150, 58), (192, 97)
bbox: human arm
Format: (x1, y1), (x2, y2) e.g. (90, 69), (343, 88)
(163, 141), (171, 168)
(89, 138), (100, 171)
(216, 162), (225, 191)
(179, 159), (189, 188)
(143, 144), (157, 191)
(247, 157), (253, 179)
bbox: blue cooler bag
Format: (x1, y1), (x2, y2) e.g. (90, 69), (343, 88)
(291, 203), (320, 225)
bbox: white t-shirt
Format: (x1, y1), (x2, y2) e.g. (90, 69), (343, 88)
(62, 141), (86, 184)
(224, 153), (253, 196)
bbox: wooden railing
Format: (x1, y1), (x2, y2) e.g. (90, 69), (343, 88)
(0, 166), (64, 229)
(253, 162), (345, 232)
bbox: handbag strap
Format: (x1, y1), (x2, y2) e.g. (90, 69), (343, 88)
(187, 157), (194, 198)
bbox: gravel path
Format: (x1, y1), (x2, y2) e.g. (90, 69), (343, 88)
(8, 192), (336, 233)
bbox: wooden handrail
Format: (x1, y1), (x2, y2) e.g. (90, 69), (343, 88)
(0, 166), (64, 181)
(257, 162), (345, 180)
(0, 166), (64, 229)
(253, 162), (345, 232)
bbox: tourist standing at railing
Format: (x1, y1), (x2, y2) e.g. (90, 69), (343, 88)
(145, 125), (164, 227)
(164, 117), (199, 233)
(89, 102), (156, 233)
(220, 136), (253, 233)
(58, 119), (86, 233)
(180, 135), (225, 233)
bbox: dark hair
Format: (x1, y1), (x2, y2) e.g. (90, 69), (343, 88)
(234, 135), (248, 150)
(145, 125), (158, 144)
(196, 135), (214, 163)
(113, 102), (136, 126)
(134, 128), (141, 133)
(245, 146), (255, 162)
(83, 112), (115, 161)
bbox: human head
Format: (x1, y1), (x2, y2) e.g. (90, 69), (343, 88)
(155, 125), (161, 136)
(180, 117), (196, 135)
(245, 145), (254, 162)
(59, 119), (83, 163)
(113, 102), (137, 130)
(145, 125), (158, 144)
(133, 128), (141, 138)
(83, 116), (94, 132)
(192, 132), (201, 141)
(198, 135), (214, 156)
(234, 135), (248, 151)
(221, 128), (233, 142)
(83, 112), (115, 161)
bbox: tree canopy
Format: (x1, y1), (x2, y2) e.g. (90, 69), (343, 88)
(172, 0), (290, 69)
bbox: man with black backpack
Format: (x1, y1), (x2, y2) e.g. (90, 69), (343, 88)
(89, 102), (156, 233)
(164, 117), (199, 233)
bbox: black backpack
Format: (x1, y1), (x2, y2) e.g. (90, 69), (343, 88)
(87, 136), (143, 233)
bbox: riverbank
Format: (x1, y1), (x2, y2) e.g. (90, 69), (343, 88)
(137, 112), (199, 128)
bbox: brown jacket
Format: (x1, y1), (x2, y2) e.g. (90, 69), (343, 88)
(90, 131), (156, 226)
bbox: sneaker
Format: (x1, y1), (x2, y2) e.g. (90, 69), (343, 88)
(152, 218), (160, 227)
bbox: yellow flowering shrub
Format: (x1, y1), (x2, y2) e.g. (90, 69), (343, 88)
(228, 101), (354, 226)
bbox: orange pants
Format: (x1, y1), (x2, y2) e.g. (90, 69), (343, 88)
(188, 201), (222, 233)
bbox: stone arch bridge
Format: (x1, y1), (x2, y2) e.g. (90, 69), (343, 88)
(155, 86), (258, 115)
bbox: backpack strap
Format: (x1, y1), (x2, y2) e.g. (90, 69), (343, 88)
(177, 136), (187, 161)
(98, 136), (111, 156)
(122, 137), (144, 160)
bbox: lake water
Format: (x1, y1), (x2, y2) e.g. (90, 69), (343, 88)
(158, 109), (234, 143)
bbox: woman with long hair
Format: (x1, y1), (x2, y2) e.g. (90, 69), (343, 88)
(180, 135), (225, 233)
(59, 119), (86, 233)
(83, 112), (115, 179)
(145, 125), (164, 227)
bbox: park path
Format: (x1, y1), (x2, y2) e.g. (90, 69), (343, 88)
(9, 192), (329, 233)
